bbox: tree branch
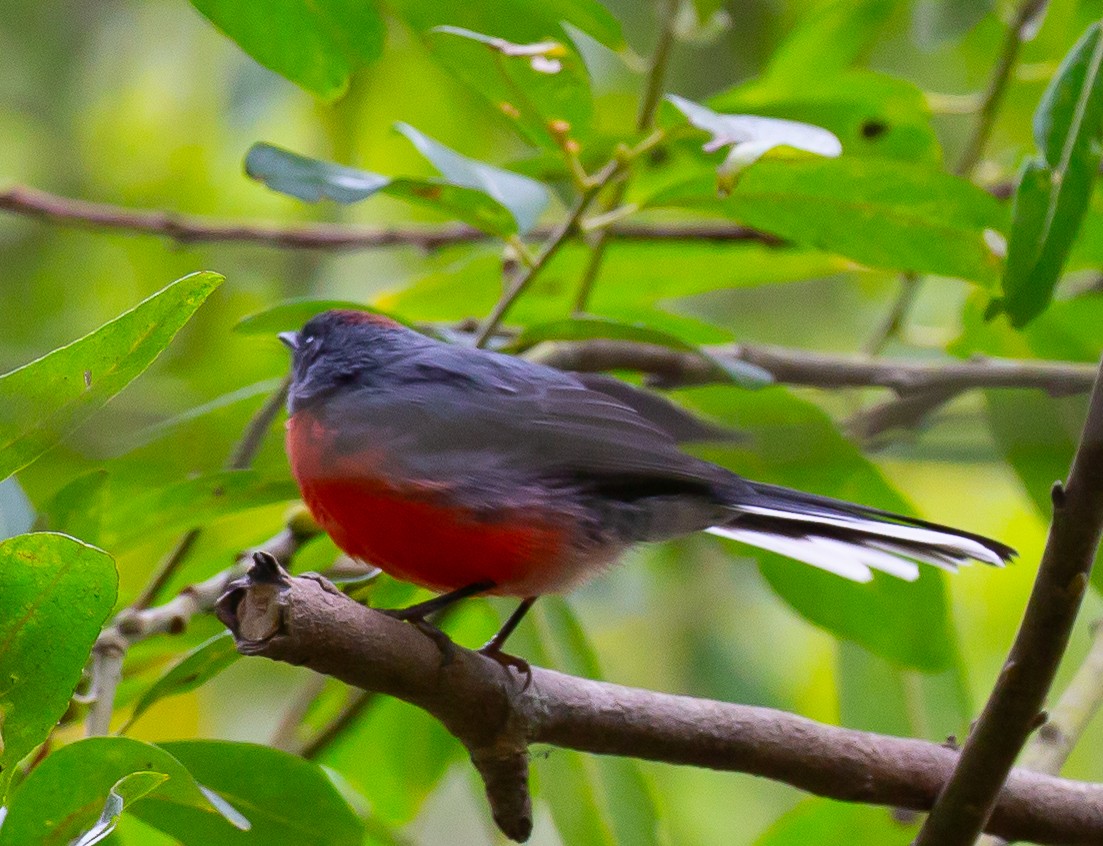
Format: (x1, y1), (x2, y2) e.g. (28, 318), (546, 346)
(527, 338), (1098, 397)
(915, 357), (1103, 845)
(0, 185), (776, 251)
(216, 559), (1103, 845)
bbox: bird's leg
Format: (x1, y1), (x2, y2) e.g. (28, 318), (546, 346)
(380, 580), (495, 660)
(479, 596), (537, 685)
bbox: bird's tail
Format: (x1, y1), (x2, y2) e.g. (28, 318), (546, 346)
(707, 481), (1015, 583)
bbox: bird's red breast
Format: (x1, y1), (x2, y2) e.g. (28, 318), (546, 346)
(286, 410), (574, 595)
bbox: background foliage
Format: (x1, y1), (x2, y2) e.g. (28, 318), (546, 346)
(3, 0), (1103, 843)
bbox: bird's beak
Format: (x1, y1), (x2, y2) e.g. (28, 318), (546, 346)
(278, 331), (300, 351)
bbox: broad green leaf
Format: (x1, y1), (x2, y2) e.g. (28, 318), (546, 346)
(188, 0), (384, 100)
(911, 0), (996, 48)
(754, 798), (915, 845)
(675, 386), (960, 671)
(0, 478), (34, 541)
(0, 737), (246, 845)
(650, 157), (1007, 283)
(765, 0), (896, 83)
(133, 741), (364, 846)
(396, 123), (550, 232)
(0, 272), (222, 482)
(508, 316), (699, 352)
(122, 634), (240, 731)
(388, 0), (623, 51)
(519, 599), (661, 846)
(245, 143), (525, 236)
(667, 94), (841, 188)
(426, 27), (594, 148)
(711, 70), (941, 163)
(87, 470), (299, 554)
(0, 533), (117, 797)
(1001, 22), (1103, 326)
(235, 299), (405, 335)
(836, 641), (913, 736)
(73, 771), (170, 846)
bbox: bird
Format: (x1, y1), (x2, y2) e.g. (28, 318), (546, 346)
(279, 309), (1014, 665)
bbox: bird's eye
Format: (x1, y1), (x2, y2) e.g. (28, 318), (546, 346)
(302, 335), (317, 347)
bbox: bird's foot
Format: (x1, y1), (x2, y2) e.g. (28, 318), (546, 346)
(379, 609), (459, 665)
(478, 642), (533, 691)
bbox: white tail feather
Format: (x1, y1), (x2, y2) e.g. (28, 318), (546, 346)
(734, 505), (1007, 567)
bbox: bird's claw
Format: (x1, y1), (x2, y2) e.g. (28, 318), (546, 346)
(479, 644), (533, 690)
(380, 609), (459, 666)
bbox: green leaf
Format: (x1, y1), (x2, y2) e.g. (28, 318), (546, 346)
(0, 533), (117, 797)
(188, 0), (384, 100)
(73, 771), (170, 846)
(675, 386), (959, 671)
(396, 123), (550, 232)
(388, 0), (623, 51)
(122, 634), (240, 732)
(87, 470), (299, 554)
(1000, 22), (1103, 326)
(426, 27), (594, 148)
(911, 0), (996, 48)
(711, 70), (941, 163)
(650, 157), (1007, 283)
(508, 316), (699, 352)
(133, 741), (364, 846)
(234, 298), (408, 335)
(765, 0), (896, 83)
(245, 142), (528, 235)
(754, 798), (915, 845)
(667, 94), (841, 188)
(0, 737), (246, 845)
(0, 272), (222, 482)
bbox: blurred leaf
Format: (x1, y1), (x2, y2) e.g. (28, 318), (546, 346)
(0, 272), (222, 482)
(235, 299), (412, 335)
(0, 533), (117, 797)
(712, 70), (941, 162)
(754, 798), (915, 845)
(0, 737), (245, 845)
(667, 94), (841, 188)
(73, 771), (170, 846)
(87, 470), (299, 554)
(188, 0), (384, 100)
(1000, 22), (1103, 326)
(509, 316), (698, 352)
(650, 157), (1007, 283)
(133, 741), (364, 846)
(836, 641), (912, 736)
(765, 0), (895, 83)
(123, 634), (240, 732)
(0, 477), (34, 541)
(245, 143), (524, 235)
(911, 0), (996, 48)
(396, 123), (551, 232)
(676, 387), (960, 670)
(426, 27), (593, 148)
(389, 0), (623, 50)
(519, 599), (661, 846)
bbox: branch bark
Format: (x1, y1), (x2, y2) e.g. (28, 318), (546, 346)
(0, 185), (776, 251)
(216, 560), (1103, 845)
(915, 357), (1103, 845)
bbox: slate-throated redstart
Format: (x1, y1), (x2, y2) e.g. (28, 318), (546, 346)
(281, 310), (1014, 662)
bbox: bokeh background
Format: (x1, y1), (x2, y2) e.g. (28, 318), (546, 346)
(4, 0), (1103, 843)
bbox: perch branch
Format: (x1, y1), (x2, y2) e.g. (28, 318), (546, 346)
(216, 560), (1103, 846)
(915, 357), (1103, 845)
(0, 185), (776, 251)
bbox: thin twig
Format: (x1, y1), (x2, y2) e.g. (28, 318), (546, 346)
(129, 377), (290, 611)
(473, 160), (624, 347)
(978, 620), (1103, 846)
(84, 524), (314, 736)
(915, 357), (1103, 845)
(218, 565), (1103, 846)
(0, 185), (777, 251)
(572, 0), (678, 315)
(299, 690), (375, 760)
(863, 272), (920, 355)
